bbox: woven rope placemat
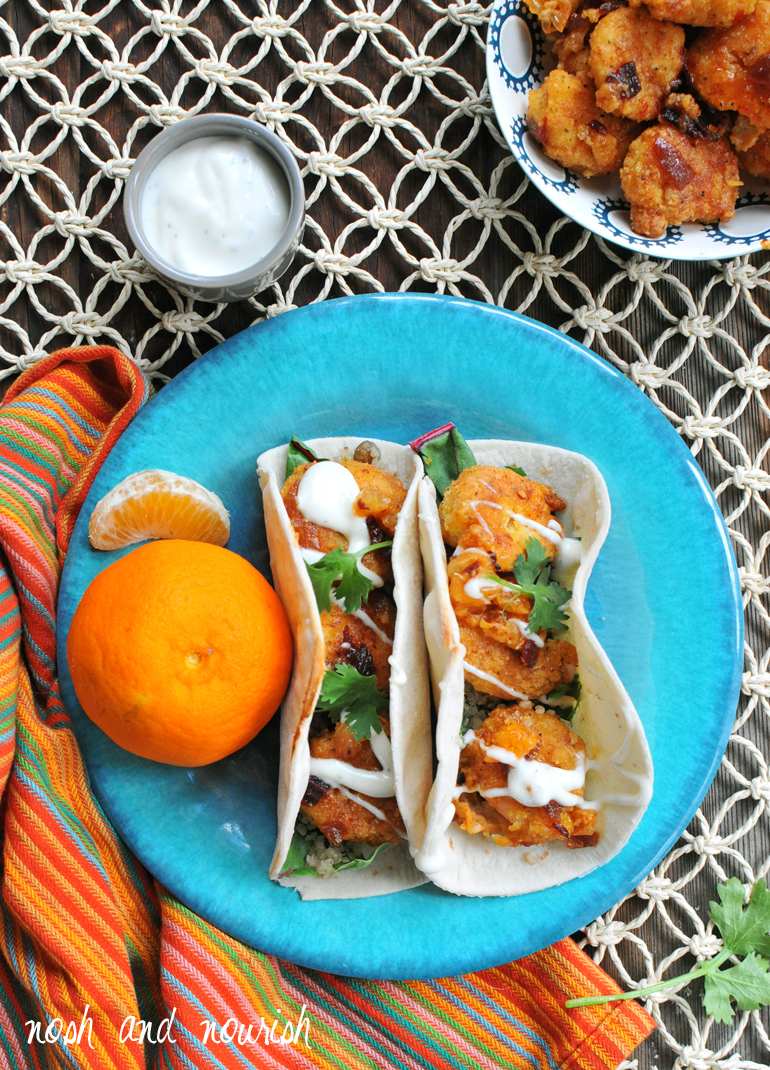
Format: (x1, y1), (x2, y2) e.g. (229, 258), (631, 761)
(1, 1), (769, 1066)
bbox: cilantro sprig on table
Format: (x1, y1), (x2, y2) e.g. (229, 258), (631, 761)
(485, 537), (571, 635)
(305, 541), (392, 615)
(567, 878), (770, 1024)
(316, 664), (389, 741)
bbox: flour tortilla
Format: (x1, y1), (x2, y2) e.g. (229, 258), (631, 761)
(416, 440), (653, 897)
(257, 438), (432, 900)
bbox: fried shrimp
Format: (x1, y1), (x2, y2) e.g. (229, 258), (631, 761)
(522, 0), (581, 33)
(620, 120), (740, 237)
(628, 0), (756, 25)
(439, 465), (567, 570)
(527, 70), (639, 177)
(282, 458), (406, 581)
(448, 549), (538, 656)
(320, 592), (395, 690)
(460, 624), (578, 700)
(455, 705), (598, 848)
(737, 129), (770, 177)
(688, 1), (770, 136)
(302, 720), (404, 846)
(589, 7), (685, 122)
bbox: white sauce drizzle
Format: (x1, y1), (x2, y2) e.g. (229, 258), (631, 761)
(308, 757), (394, 797)
(452, 545), (487, 558)
(469, 500), (501, 537)
(330, 594), (393, 646)
(461, 731), (587, 807)
(462, 575), (546, 650)
(510, 511), (563, 546)
(387, 656), (407, 687)
(308, 717), (396, 813)
(297, 461), (370, 553)
(552, 537), (584, 583)
(462, 576), (499, 601)
(299, 546), (325, 565)
(537, 693), (575, 709)
(462, 661), (528, 700)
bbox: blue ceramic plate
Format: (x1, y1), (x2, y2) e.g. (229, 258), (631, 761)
(57, 294), (742, 980)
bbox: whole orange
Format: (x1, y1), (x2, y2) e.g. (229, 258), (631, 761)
(67, 539), (293, 766)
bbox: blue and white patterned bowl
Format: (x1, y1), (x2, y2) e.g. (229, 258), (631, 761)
(486, 0), (770, 259)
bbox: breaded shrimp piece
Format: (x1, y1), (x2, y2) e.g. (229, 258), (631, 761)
(590, 7), (685, 122)
(302, 720), (404, 845)
(527, 70), (639, 177)
(282, 458), (406, 582)
(455, 704), (598, 848)
(620, 122), (741, 236)
(523, 0), (580, 33)
(737, 129), (770, 177)
(439, 464), (567, 570)
(688, 1), (770, 136)
(448, 549), (538, 656)
(553, 13), (593, 73)
(320, 592), (395, 690)
(629, 0), (756, 25)
(459, 623), (578, 699)
(731, 116), (764, 153)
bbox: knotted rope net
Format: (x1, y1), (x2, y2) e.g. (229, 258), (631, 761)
(1, 0), (770, 1065)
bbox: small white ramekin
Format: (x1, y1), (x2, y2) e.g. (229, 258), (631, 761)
(123, 114), (305, 303)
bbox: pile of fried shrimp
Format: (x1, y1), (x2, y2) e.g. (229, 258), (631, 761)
(524, 0), (770, 237)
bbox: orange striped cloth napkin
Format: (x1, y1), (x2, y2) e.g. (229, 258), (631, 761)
(0, 344), (655, 1070)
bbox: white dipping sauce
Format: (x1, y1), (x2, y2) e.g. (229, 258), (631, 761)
(296, 461), (370, 553)
(140, 136), (290, 277)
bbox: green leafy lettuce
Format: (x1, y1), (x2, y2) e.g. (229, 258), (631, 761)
(410, 423), (476, 497)
(280, 831), (391, 877)
(286, 436), (324, 479)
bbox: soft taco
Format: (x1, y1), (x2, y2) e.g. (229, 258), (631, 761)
(411, 425), (653, 897)
(257, 436), (432, 900)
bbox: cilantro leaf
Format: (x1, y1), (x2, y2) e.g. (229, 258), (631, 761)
(410, 423), (476, 497)
(526, 581), (571, 634)
(703, 954), (770, 1023)
(544, 676), (582, 719)
(513, 536), (550, 586)
(565, 877), (770, 1023)
(305, 541), (392, 614)
(710, 878), (770, 959)
(316, 665), (388, 740)
(506, 465), (527, 477)
(485, 537), (571, 635)
(286, 436), (324, 479)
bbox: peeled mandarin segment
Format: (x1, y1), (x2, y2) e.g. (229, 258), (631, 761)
(88, 469), (230, 551)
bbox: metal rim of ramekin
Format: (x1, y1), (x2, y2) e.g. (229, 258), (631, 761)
(123, 113), (305, 292)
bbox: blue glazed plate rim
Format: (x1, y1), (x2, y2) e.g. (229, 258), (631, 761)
(56, 294), (743, 979)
